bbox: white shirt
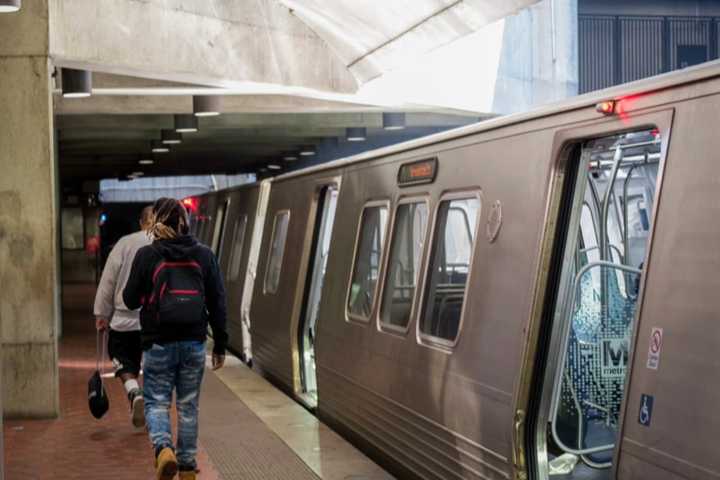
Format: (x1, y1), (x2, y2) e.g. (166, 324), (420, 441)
(93, 230), (152, 331)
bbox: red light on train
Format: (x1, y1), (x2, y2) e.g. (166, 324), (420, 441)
(595, 100), (616, 116)
(181, 197), (198, 213)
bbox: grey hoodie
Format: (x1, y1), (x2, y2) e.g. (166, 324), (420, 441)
(93, 230), (152, 331)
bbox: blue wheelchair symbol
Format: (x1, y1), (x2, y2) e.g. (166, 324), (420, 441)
(638, 394), (654, 427)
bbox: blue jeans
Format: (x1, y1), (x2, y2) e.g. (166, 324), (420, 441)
(142, 341), (206, 470)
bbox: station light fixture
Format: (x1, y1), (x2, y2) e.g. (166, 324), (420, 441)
(0, 0), (21, 13)
(161, 129), (182, 144)
(151, 140), (170, 153)
(174, 114), (199, 133)
(346, 127), (367, 142)
(383, 112), (406, 130)
(193, 95), (221, 117)
(61, 68), (92, 98)
(267, 164), (282, 170)
(139, 158), (155, 165)
(299, 145), (316, 156)
(283, 152), (299, 161)
(131, 171), (144, 177)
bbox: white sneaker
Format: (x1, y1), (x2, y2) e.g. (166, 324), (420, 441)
(129, 389), (145, 428)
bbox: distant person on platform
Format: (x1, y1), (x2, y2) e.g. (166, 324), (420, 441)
(93, 206), (154, 428)
(123, 197), (228, 480)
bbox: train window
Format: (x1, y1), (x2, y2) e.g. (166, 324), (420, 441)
(419, 195), (480, 345)
(347, 203), (389, 321)
(264, 210), (290, 294)
(228, 215), (248, 282)
(379, 200), (428, 331)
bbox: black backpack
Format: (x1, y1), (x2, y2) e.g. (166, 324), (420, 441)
(147, 251), (206, 326)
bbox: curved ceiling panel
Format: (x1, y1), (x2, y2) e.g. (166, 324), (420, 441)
(279, 0), (539, 83)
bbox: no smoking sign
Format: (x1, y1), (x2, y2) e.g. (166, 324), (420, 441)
(647, 327), (663, 370)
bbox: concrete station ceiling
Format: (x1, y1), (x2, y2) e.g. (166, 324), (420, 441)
(52, 0), (538, 184)
(280, 0), (538, 82)
(57, 108), (480, 181)
(55, 74), (481, 182)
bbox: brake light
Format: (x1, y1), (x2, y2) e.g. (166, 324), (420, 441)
(181, 197), (198, 213)
(595, 100), (616, 115)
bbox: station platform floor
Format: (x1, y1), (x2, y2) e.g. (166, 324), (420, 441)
(3, 283), (393, 480)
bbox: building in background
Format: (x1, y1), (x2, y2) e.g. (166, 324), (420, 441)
(579, 0), (720, 93)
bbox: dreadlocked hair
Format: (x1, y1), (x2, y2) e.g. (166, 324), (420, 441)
(151, 197), (190, 240)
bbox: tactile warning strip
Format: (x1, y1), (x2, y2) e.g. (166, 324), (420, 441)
(199, 373), (321, 480)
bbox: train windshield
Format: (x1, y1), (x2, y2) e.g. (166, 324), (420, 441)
(536, 128), (662, 478)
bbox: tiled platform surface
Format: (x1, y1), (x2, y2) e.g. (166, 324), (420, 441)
(3, 283), (392, 480)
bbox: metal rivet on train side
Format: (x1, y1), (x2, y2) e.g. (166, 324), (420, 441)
(487, 200), (503, 243)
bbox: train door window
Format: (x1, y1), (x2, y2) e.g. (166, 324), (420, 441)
(211, 200), (229, 257)
(228, 214), (248, 282)
(299, 186), (339, 400)
(347, 202), (389, 321)
(264, 210), (290, 294)
(419, 195), (480, 345)
(379, 200), (429, 332)
(537, 128), (662, 478)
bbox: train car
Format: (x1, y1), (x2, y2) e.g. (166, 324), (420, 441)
(248, 170), (341, 404)
(187, 182), (271, 361)
(189, 61), (720, 480)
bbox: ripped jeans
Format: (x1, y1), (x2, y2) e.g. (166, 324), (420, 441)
(142, 341), (206, 470)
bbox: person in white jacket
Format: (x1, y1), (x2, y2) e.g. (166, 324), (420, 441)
(94, 206), (153, 427)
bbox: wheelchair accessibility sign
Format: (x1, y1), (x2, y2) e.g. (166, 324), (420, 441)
(638, 394), (654, 427)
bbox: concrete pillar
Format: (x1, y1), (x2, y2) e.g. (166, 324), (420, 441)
(0, 2), (60, 418)
(492, 0), (579, 114)
(1, 341), (4, 480)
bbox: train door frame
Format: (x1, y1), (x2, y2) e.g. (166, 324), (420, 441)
(513, 108), (673, 480)
(295, 178), (341, 408)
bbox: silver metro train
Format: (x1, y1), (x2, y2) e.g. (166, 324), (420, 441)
(186, 61), (720, 480)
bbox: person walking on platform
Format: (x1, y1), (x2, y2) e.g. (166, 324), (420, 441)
(123, 197), (228, 480)
(94, 206), (154, 428)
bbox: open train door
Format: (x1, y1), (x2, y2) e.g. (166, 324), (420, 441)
(296, 179), (340, 407)
(514, 107), (673, 480)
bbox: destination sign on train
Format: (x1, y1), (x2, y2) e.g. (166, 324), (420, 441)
(397, 158), (438, 186)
